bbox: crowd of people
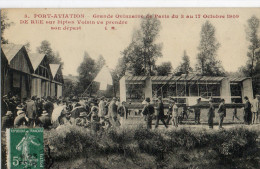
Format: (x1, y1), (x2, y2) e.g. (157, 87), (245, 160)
(1, 93), (260, 131)
(140, 94), (260, 129)
(1, 94), (129, 131)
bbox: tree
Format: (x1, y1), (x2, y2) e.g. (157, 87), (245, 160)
(24, 41), (31, 53)
(156, 62), (173, 76)
(196, 21), (225, 76)
(95, 55), (106, 72)
(37, 40), (63, 67)
(1, 11), (13, 44)
(77, 52), (97, 96)
(121, 16), (163, 76)
(175, 50), (193, 76)
(242, 15), (260, 77)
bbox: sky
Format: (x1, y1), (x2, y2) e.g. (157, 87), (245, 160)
(3, 8), (260, 76)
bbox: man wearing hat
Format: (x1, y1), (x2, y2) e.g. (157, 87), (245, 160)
(76, 112), (88, 127)
(58, 109), (71, 125)
(207, 99), (215, 129)
(98, 96), (106, 119)
(71, 103), (88, 125)
(2, 111), (14, 130)
(166, 98), (174, 125)
(252, 94), (259, 124)
(141, 97), (155, 129)
(171, 99), (179, 127)
(117, 101), (129, 126)
(108, 97), (119, 127)
(154, 96), (168, 129)
(1, 95), (9, 118)
(194, 98), (201, 124)
(14, 105), (29, 128)
(217, 99), (226, 129)
(38, 110), (52, 129)
(244, 96), (252, 125)
(25, 96), (37, 127)
(257, 95), (260, 123)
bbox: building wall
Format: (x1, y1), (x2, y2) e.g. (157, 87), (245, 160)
(50, 82), (56, 97)
(120, 76), (253, 104)
(220, 78), (231, 103)
(57, 85), (62, 98)
(10, 49), (31, 74)
(31, 77), (42, 98)
(3, 72), (11, 96)
(242, 79), (254, 102)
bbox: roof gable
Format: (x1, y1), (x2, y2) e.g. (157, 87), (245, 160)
(28, 53), (46, 71)
(1, 44), (24, 62)
(1, 44), (33, 73)
(49, 64), (61, 77)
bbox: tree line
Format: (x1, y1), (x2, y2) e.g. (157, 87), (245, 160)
(64, 15), (260, 97)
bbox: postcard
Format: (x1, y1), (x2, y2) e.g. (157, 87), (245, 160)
(1, 8), (260, 169)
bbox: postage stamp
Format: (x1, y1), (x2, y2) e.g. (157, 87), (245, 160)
(6, 128), (44, 169)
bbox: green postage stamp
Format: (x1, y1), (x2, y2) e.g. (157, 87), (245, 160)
(6, 128), (44, 169)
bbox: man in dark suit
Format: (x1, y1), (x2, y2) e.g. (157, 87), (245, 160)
(194, 98), (201, 124)
(38, 111), (52, 129)
(155, 96), (168, 129)
(244, 96), (252, 125)
(108, 97), (119, 127)
(208, 99), (215, 129)
(2, 111), (13, 130)
(141, 97), (155, 129)
(25, 96), (37, 127)
(217, 99), (226, 129)
(1, 95), (9, 118)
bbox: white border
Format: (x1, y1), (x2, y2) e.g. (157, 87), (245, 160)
(0, 0), (259, 8)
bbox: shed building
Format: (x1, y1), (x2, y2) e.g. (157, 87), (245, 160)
(1, 44), (34, 101)
(29, 53), (53, 98)
(119, 75), (253, 104)
(49, 64), (64, 98)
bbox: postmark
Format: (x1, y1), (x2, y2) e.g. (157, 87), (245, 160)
(6, 128), (44, 169)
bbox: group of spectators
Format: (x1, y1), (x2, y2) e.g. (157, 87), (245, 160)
(2, 93), (260, 131)
(141, 94), (260, 130)
(1, 94), (129, 131)
(2, 95), (55, 130)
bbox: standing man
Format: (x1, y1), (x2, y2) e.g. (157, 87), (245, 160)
(232, 102), (240, 122)
(2, 111), (13, 130)
(171, 100), (179, 127)
(1, 95), (9, 118)
(98, 96), (106, 120)
(117, 101), (128, 127)
(108, 97), (119, 127)
(14, 105), (29, 128)
(38, 110), (52, 129)
(45, 97), (54, 116)
(166, 98), (174, 125)
(208, 99), (215, 129)
(25, 96), (37, 127)
(244, 96), (252, 125)
(252, 95), (259, 124)
(217, 99), (226, 129)
(141, 97), (155, 129)
(257, 95), (260, 124)
(194, 98), (201, 124)
(154, 96), (168, 129)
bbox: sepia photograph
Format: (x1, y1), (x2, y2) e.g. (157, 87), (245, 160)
(1, 8), (260, 169)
